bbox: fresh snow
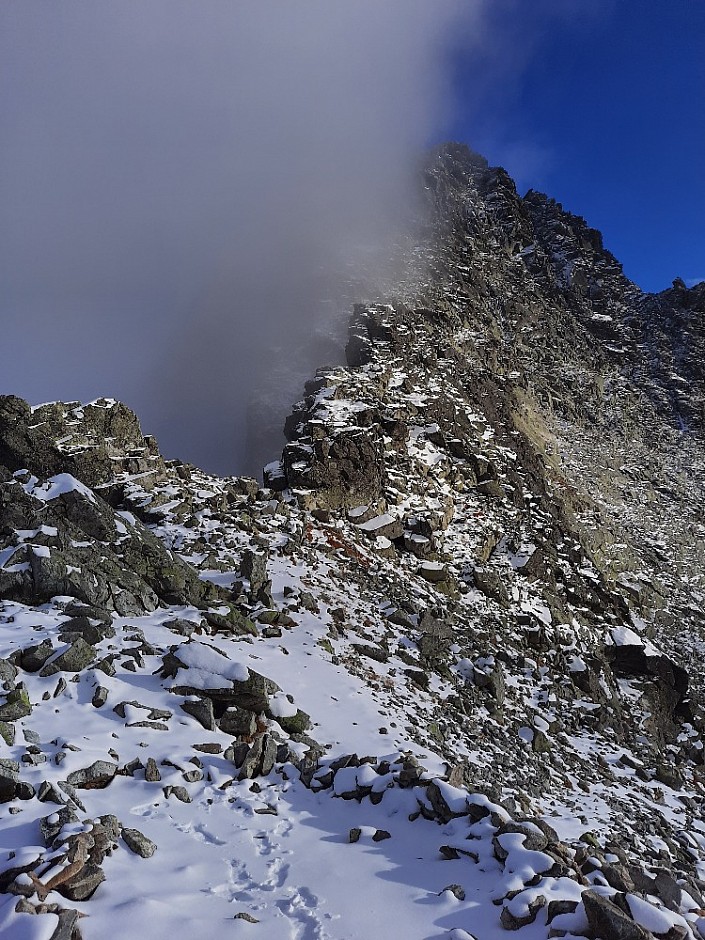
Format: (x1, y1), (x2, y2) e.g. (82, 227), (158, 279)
(24, 473), (97, 504)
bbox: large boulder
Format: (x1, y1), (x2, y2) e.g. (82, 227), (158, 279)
(283, 427), (387, 511)
(0, 471), (220, 613)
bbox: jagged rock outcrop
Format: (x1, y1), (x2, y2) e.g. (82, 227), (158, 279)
(0, 397), (225, 615)
(0, 396), (166, 488)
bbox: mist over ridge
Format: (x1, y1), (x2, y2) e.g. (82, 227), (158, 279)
(1, 1), (487, 476)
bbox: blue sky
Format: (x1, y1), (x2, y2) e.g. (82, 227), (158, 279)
(448, 1), (705, 292)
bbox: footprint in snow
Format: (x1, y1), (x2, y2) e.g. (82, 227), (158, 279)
(276, 889), (328, 940)
(262, 856), (290, 891)
(173, 819), (227, 845)
(273, 818), (294, 839)
(193, 823), (227, 845)
(208, 859), (256, 903)
(297, 887), (319, 909)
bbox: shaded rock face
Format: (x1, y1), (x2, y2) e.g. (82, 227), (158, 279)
(608, 643), (690, 747)
(0, 401), (221, 615)
(0, 396), (164, 488)
(0, 474), (217, 614)
(282, 414), (387, 512)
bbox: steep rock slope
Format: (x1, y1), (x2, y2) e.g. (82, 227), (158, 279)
(0, 145), (704, 939)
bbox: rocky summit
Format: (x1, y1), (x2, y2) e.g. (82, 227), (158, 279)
(1, 143), (704, 940)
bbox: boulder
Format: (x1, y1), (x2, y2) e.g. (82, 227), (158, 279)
(40, 639), (96, 676)
(219, 707), (257, 738)
(0, 687), (32, 721)
(582, 890), (653, 940)
(283, 426), (387, 511)
(122, 828), (157, 858)
(66, 760), (117, 789)
(40, 806), (79, 847)
(20, 639), (55, 673)
(238, 733), (278, 780)
(59, 862), (106, 901)
(0, 759), (20, 802)
(180, 697), (216, 731)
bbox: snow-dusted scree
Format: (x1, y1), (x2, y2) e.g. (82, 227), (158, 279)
(1, 145), (705, 939)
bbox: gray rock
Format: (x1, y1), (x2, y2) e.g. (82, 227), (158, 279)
(20, 639), (55, 673)
(283, 425), (387, 512)
(472, 566), (509, 603)
(0, 686), (32, 721)
(0, 656), (18, 686)
(56, 782), (86, 811)
(163, 785), (191, 803)
(58, 616), (115, 646)
(63, 600), (112, 622)
(440, 883), (466, 901)
(165, 648), (278, 712)
(426, 780), (467, 823)
(122, 827), (157, 858)
(653, 869), (683, 911)
(472, 661), (506, 704)
(372, 829), (391, 842)
(272, 708), (311, 736)
(60, 862), (106, 901)
(546, 899), (579, 923)
(164, 618), (200, 637)
(193, 743), (222, 755)
(493, 821), (549, 859)
(28, 548), (69, 603)
(66, 760), (117, 789)
(0, 856), (43, 893)
(238, 733), (277, 780)
(500, 895), (546, 930)
(119, 758), (144, 776)
(603, 863), (636, 894)
(226, 742), (251, 768)
(417, 563), (450, 584)
(582, 890), (653, 940)
(37, 781), (69, 805)
(144, 758), (161, 782)
(0, 758), (20, 803)
(219, 706), (257, 738)
(352, 643), (390, 664)
(40, 638), (95, 676)
(180, 697), (216, 731)
(96, 814), (122, 845)
(654, 763), (683, 790)
(241, 548), (268, 598)
(48, 908), (82, 940)
(16, 782), (36, 800)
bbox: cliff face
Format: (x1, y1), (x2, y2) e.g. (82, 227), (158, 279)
(1, 145), (704, 939)
(277, 141), (705, 687)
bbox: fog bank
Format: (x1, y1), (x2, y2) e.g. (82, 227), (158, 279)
(1, 2), (483, 474)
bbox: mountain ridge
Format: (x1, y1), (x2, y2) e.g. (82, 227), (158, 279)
(0, 144), (704, 939)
